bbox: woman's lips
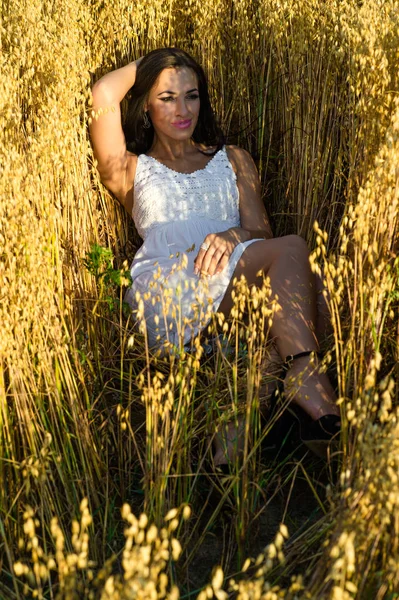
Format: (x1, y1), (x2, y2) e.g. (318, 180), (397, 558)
(171, 119), (192, 129)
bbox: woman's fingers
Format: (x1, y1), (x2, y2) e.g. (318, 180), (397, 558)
(193, 247), (207, 274)
(194, 232), (237, 276)
(215, 253), (229, 275)
(195, 244), (229, 277)
(194, 234), (214, 274)
(193, 247), (206, 275)
(202, 246), (226, 276)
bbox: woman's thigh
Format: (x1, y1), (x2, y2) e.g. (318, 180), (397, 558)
(218, 234), (309, 316)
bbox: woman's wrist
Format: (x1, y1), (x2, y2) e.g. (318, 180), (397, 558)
(226, 227), (245, 242)
(229, 227), (267, 243)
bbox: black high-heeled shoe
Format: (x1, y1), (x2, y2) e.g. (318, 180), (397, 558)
(287, 405), (341, 459)
(270, 351), (341, 459)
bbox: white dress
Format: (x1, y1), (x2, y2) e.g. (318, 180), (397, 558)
(124, 146), (264, 350)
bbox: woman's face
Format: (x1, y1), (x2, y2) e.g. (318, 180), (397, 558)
(145, 67), (200, 141)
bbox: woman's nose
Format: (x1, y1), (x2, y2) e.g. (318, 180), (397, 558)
(175, 98), (190, 117)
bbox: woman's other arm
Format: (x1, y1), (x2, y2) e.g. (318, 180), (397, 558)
(194, 145), (273, 276)
(226, 145), (273, 241)
(89, 60), (141, 209)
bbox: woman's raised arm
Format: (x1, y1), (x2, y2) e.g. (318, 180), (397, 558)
(89, 59), (142, 206)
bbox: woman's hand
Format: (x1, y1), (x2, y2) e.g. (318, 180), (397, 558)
(194, 228), (248, 277)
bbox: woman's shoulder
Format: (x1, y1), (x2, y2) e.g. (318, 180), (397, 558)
(224, 145), (255, 175)
(225, 144), (251, 160)
(199, 143), (250, 163)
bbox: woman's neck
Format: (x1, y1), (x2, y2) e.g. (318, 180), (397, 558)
(148, 136), (199, 161)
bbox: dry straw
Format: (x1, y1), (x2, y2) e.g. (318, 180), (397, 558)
(1, 0), (399, 598)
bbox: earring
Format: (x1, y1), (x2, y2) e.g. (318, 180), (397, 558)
(143, 112), (151, 129)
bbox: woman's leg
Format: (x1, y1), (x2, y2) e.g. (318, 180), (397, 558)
(260, 273), (332, 402)
(212, 235), (339, 466)
(218, 235), (338, 417)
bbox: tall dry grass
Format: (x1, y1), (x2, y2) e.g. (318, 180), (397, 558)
(1, 0), (399, 598)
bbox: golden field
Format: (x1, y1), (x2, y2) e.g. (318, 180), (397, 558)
(1, 0), (399, 598)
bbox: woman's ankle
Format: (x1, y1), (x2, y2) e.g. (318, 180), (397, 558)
(284, 356), (339, 420)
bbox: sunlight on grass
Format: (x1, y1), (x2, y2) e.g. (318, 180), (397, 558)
(1, 0), (399, 598)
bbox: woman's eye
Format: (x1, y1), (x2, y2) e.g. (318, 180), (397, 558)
(160, 95), (199, 102)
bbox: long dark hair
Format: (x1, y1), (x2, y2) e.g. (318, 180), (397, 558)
(123, 48), (225, 155)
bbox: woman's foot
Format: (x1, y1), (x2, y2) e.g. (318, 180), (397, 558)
(278, 351), (341, 459)
(283, 352), (340, 421)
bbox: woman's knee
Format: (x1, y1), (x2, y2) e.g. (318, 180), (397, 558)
(283, 234), (310, 256)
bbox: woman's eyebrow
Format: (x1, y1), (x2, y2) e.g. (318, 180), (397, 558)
(157, 88), (199, 96)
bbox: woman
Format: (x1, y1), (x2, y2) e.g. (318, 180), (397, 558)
(89, 48), (340, 464)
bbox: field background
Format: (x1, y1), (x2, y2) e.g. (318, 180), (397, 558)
(1, 0), (399, 598)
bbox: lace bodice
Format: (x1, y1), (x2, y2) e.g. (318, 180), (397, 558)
(132, 146), (240, 239)
(126, 145), (265, 349)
